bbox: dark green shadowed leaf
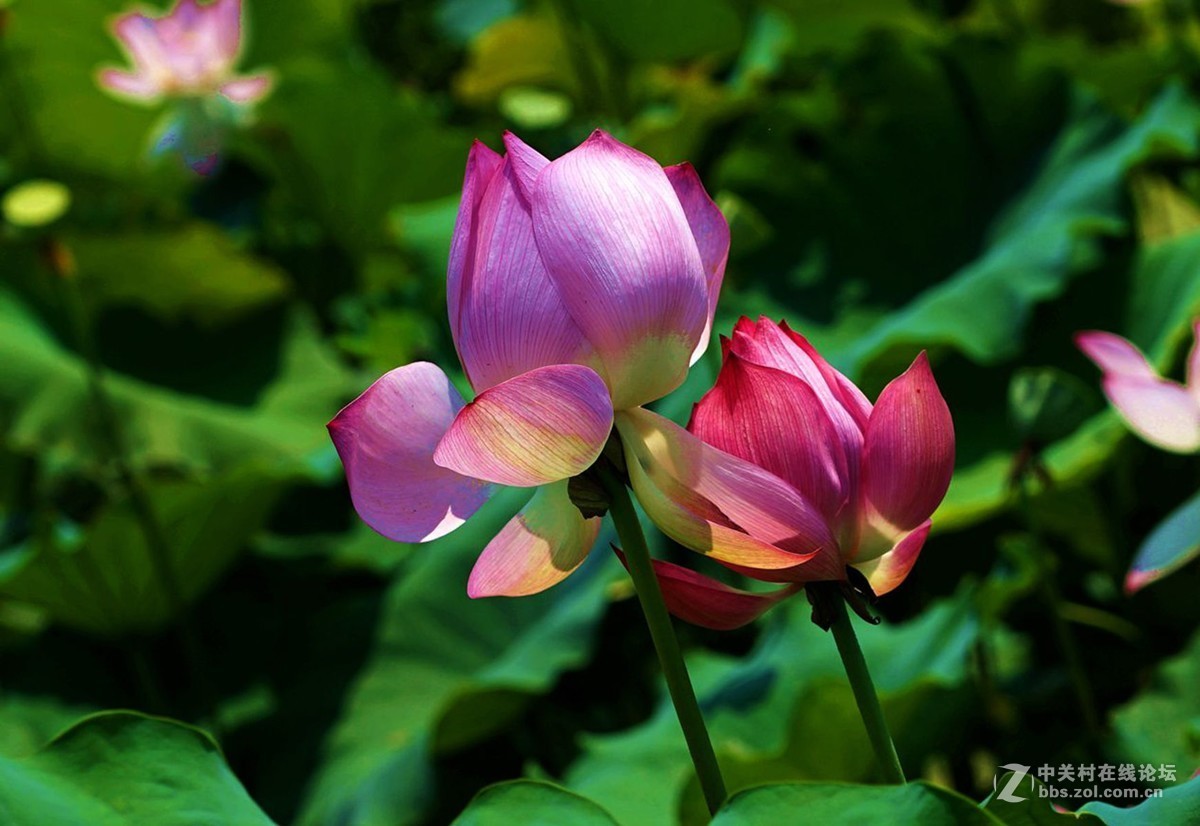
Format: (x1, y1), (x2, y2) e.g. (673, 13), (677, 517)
(0, 711), (275, 825)
(0, 287), (351, 477)
(452, 780), (619, 826)
(1108, 628), (1200, 774)
(567, 590), (1008, 825)
(833, 83), (1200, 377)
(70, 225), (291, 326)
(296, 489), (619, 826)
(0, 463), (284, 635)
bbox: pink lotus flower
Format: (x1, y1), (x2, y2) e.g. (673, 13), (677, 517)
(1076, 322), (1200, 453)
(329, 130), (728, 597)
(618, 317), (955, 630)
(99, 0), (272, 105)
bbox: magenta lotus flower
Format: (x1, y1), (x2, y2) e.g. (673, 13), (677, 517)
(617, 317), (955, 630)
(1076, 321), (1200, 454)
(98, 0), (272, 105)
(329, 130), (728, 597)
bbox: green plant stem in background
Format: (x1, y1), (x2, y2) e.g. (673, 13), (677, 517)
(1015, 481), (1101, 742)
(51, 253), (214, 721)
(599, 468), (728, 815)
(819, 585), (907, 785)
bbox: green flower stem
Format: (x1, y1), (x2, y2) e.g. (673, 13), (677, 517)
(820, 585), (907, 784)
(599, 468), (728, 815)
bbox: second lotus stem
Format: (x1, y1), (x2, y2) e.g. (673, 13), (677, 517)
(816, 583), (907, 785)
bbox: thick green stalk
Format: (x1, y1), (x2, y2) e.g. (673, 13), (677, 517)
(599, 468), (728, 815)
(820, 585), (907, 784)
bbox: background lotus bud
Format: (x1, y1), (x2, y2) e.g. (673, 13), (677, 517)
(99, 0), (272, 106)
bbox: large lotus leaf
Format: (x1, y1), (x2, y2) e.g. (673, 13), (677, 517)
(295, 488), (619, 826)
(829, 82), (1200, 377)
(257, 62), (471, 252)
(0, 286), (351, 478)
(452, 780), (619, 826)
(710, 781), (1001, 826)
(1107, 628), (1200, 774)
(69, 225), (291, 326)
(0, 711), (275, 825)
(1081, 773), (1200, 826)
(0, 462), (284, 635)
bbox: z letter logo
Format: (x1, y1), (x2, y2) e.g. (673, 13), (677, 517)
(994, 764), (1032, 803)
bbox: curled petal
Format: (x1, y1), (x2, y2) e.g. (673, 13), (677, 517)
(1103, 375), (1200, 453)
(1075, 330), (1159, 380)
(617, 408), (842, 578)
(852, 520), (930, 596)
(450, 152), (594, 392)
(328, 363), (491, 543)
(468, 483), (601, 597)
(218, 73), (273, 103)
(532, 130), (709, 408)
(861, 353), (955, 537)
(434, 364), (613, 487)
(98, 68), (161, 100)
(614, 549), (798, 630)
(690, 352), (847, 521)
(666, 163), (729, 364)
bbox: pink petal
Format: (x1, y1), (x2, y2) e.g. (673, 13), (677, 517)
(449, 152), (595, 392)
(616, 408), (843, 580)
(211, 0), (243, 64)
(468, 482), (601, 597)
(434, 364), (613, 487)
(689, 351), (848, 521)
(852, 520), (930, 596)
(614, 549), (798, 630)
(97, 68), (162, 100)
(1103, 374), (1200, 453)
(328, 363), (491, 543)
(860, 352), (955, 538)
(502, 131), (549, 201)
(112, 14), (174, 79)
(731, 317), (870, 473)
(218, 73), (272, 103)
(531, 130), (709, 409)
(665, 163), (729, 364)
(447, 141), (504, 350)
(1075, 330), (1159, 379)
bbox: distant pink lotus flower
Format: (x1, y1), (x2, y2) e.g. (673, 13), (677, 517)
(1076, 321), (1200, 453)
(619, 317), (955, 630)
(330, 130), (728, 597)
(99, 0), (272, 105)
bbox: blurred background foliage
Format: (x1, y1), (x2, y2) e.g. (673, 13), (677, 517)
(2, 0), (1200, 823)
